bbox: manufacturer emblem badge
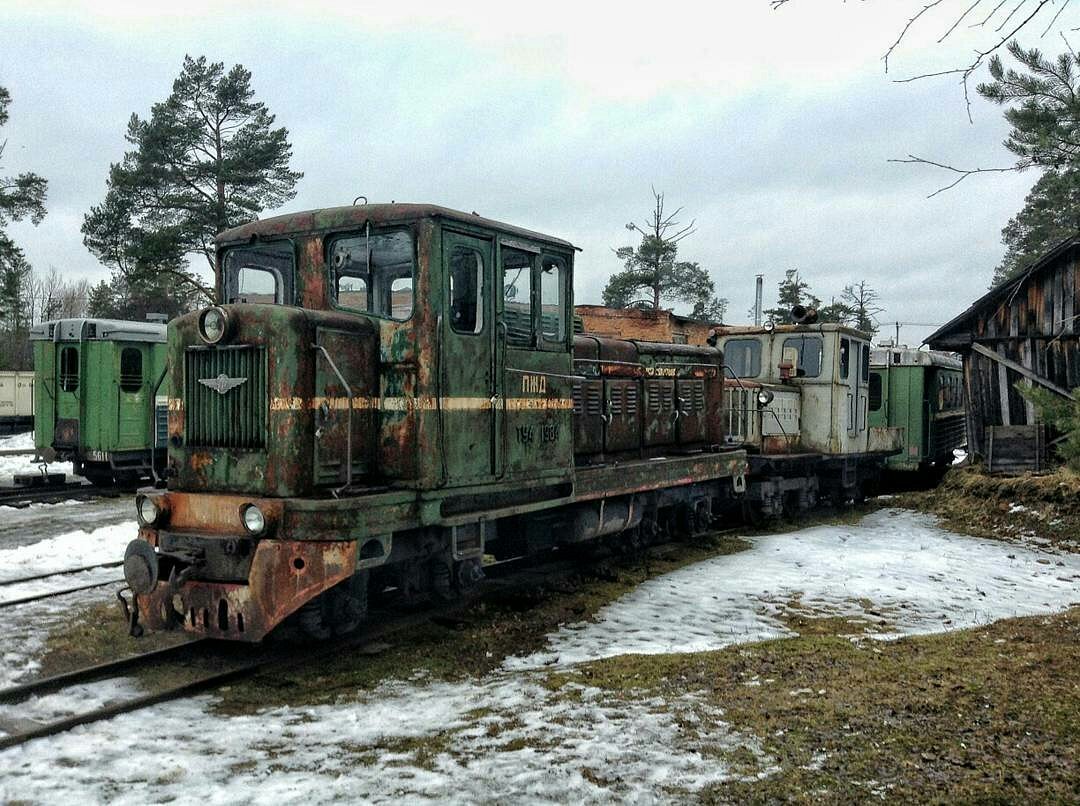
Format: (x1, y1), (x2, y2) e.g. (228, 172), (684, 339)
(199, 374), (248, 395)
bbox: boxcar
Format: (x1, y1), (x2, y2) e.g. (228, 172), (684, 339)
(0, 371), (34, 436)
(30, 318), (169, 486)
(868, 347), (965, 472)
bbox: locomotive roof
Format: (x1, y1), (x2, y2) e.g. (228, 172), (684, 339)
(216, 203), (578, 252)
(870, 347), (962, 370)
(716, 323), (871, 339)
(29, 318), (167, 344)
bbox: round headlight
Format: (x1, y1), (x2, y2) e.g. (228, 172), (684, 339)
(136, 494), (162, 527)
(757, 389), (775, 407)
(241, 504), (266, 535)
(763, 321), (776, 333)
(200, 307), (228, 344)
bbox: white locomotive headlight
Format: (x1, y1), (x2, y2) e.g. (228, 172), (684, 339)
(136, 494), (165, 527)
(241, 504), (266, 535)
(199, 306), (229, 344)
(757, 389), (775, 407)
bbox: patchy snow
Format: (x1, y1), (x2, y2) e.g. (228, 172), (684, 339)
(0, 432), (77, 484)
(0, 508), (1077, 802)
(510, 509), (1080, 669)
(0, 521), (136, 687)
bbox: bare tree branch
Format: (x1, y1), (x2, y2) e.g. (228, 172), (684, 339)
(889, 153), (1034, 195)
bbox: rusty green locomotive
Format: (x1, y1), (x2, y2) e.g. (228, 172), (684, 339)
(122, 204), (747, 640)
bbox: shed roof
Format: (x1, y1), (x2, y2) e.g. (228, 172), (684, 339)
(925, 235), (1080, 348)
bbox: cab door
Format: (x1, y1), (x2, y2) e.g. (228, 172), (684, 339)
(117, 345), (147, 450)
(441, 231), (496, 483)
(494, 242), (574, 482)
(840, 336), (859, 439)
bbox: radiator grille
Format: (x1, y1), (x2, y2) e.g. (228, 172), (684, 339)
(185, 347), (267, 448)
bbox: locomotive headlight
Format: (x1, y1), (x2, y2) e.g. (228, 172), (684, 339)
(240, 504), (266, 535)
(199, 306), (229, 344)
(756, 389), (775, 407)
(136, 494), (166, 527)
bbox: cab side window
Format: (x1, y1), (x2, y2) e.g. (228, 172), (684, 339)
(540, 256), (567, 346)
(449, 246), (484, 334)
(839, 338), (850, 379)
(502, 248), (534, 347)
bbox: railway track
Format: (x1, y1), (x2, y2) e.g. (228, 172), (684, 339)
(0, 482), (119, 509)
(0, 539), (653, 751)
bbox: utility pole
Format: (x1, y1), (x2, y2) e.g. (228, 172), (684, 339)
(754, 274), (763, 326)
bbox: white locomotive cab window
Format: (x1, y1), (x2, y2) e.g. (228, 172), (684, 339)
(449, 247), (484, 334)
(330, 230), (415, 321)
(839, 338), (850, 379)
(782, 336), (822, 378)
(540, 256), (566, 345)
(726, 338), (761, 378)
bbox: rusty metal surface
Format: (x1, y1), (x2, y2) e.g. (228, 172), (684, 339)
(137, 539), (358, 641)
(215, 203), (577, 252)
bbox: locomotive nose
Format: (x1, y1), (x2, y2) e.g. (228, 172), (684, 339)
(123, 539), (159, 595)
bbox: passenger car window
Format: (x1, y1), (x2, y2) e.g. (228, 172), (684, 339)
(120, 348), (143, 393)
(725, 338), (761, 378)
(502, 248), (533, 347)
(540, 256), (566, 345)
(781, 336), (822, 378)
(839, 338), (850, 380)
(60, 347), (79, 392)
(224, 242), (294, 305)
(449, 247), (484, 334)
(869, 373), (883, 411)
(330, 230), (415, 321)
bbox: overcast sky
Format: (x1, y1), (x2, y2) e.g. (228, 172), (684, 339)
(2, 0), (1071, 345)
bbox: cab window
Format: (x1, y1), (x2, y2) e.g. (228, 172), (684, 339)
(782, 336), (822, 378)
(861, 345), (870, 382)
(449, 246), (484, 334)
(726, 338), (761, 378)
(540, 256), (567, 346)
(224, 242), (295, 305)
(120, 348), (143, 393)
(330, 230), (415, 321)
(60, 347), (79, 392)
(502, 248), (533, 347)
(839, 338), (850, 380)
(869, 372), (883, 411)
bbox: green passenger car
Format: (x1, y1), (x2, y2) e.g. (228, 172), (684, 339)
(30, 318), (169, 486)
(868, 347), (966, 472)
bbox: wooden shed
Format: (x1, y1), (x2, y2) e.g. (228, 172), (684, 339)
(926, 237), (1080, 469)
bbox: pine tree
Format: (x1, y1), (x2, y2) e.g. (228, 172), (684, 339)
(602, 189), (728, 321)
(82, 56), (303, 303)
(763, 269), (820, 325)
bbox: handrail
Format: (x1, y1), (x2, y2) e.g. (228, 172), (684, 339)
(435, 314), (448, 487)
(495, 320), (508, 480)
(149, 366), (168, 486)
(314, 344), (353, 498)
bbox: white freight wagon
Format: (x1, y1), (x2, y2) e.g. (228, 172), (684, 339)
(0, 371), (34, 435)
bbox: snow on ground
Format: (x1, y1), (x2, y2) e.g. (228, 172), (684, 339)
(0, 509), (1077, 803)
(0, 521), (136, 687)
(0, 432), (77, 484)
(510, 508), (1080, 669)
(0, 498), (133, 548)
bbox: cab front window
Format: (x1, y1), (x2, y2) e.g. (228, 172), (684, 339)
(223, 242), (295, 305)
(329, 230), (415, 321)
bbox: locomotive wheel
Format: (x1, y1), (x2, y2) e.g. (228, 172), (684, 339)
(297, 570), (369, 640)
(429, 559), (454, 603)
